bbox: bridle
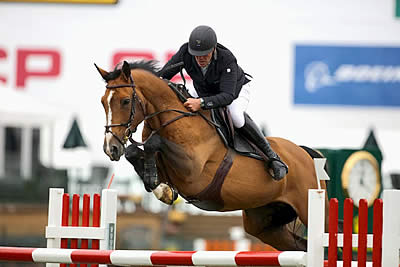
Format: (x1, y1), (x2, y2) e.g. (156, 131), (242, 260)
(104, 74), (143, 146)
(104, 72), (220, 148)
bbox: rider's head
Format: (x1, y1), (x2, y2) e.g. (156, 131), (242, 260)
(188, 25), (217, 57)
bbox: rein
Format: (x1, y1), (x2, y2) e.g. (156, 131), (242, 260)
(104, 73), (219, 148)
(129, 109), (196, 147)
(165, 80), (220, 129)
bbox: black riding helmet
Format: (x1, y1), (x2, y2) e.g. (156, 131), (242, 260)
(188, 25), (217, 56)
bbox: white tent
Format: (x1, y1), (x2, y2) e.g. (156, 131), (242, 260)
(0, 87), (59, 126)
(0, 86), (63, 178)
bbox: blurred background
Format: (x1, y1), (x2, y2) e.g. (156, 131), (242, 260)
(0, 0), (400, 265)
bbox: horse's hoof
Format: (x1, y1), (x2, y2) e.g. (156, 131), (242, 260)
(152, 183), (176, 205)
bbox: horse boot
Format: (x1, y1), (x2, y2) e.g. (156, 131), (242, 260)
(238, 115), (288, 180)
(144, 136), (162, 190)
(125, 144), (151, 192)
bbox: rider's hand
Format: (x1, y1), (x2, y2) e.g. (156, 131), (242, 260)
(184, 98), (201, 112)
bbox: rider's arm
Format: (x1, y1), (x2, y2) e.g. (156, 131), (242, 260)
(201, 62), (238, 109)
(158, 44), (186, 79)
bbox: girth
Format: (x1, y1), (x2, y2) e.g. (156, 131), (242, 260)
(182, 148), (236, 211)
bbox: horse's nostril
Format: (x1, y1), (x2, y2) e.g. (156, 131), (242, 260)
(111, 145), (119, 155)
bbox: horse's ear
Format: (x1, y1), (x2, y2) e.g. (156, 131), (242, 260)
(122, 61), (131, 81)
(94, 63), (109, 80)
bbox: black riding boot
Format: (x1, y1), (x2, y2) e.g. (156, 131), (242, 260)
(238, 115), (288, 180)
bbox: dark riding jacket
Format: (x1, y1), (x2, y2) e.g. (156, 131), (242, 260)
(159, 43), (251, 109)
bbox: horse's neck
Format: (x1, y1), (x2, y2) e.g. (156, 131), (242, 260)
(137, 76), (203, 135)
(137, 73), (223, 157)
(148, 97), (215, 142)
(136, 74), (179, 107)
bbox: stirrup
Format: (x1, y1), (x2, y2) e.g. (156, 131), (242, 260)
(267, 158), (288, 180)
(268, 158), (288, 171)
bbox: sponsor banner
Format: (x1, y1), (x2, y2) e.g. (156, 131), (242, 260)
(293, 45), (400, 107)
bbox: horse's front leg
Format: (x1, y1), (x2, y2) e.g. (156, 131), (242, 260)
(143, 135), (161, 190)
(125, 123), (160, 192)
(125, 134), (177, 205)
(125, 144), (151, 192)
(144, 135), (178, 205)
(124, 137), (161, 192)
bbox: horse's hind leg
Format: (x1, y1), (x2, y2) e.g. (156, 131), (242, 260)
(242, 203), (307, 251)
(249, 224), (307, 251)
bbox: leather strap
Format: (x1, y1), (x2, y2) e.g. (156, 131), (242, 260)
(188, 148), (235, 208)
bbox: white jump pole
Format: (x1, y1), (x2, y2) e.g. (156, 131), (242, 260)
(306, 189), (325, 267)
(100, 188), (118, 251)
(46, 188), (64, 267)
(381, 189), (400, 266)
(306, 158), (329, 267)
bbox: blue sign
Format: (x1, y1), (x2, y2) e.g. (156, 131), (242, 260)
(293, 45), (400, 107)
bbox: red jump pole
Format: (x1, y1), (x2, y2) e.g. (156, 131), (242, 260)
(91, 193), (101, 267)
(343, 198), (354, 267)
(71, 194), (80, 267)
(61, 193), (70, 267)
(81, 194), (90, 267)
(372, 199), (383, 267)
(358, 199), (368, 267)
(328, 198), (338, 267)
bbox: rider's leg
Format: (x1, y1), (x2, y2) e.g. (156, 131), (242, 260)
(238, 115), (288, 180)
(228, 84), (288, 180)
(228, 83), (250, 129)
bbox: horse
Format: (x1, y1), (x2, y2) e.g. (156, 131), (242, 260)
(95, 60), (329, 251)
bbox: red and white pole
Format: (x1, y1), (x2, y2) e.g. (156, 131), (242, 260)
(0, 247), (306, 266)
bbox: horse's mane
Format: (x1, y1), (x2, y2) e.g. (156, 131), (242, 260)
(103, 60), (160, 82)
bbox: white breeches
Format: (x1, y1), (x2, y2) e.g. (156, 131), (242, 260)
(188, 83), (251, 128)
(228, 83), (250, 128)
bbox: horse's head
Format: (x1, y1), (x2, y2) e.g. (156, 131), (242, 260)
(95, 61), (142, 161)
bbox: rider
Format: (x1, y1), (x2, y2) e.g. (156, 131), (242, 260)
(159, 25), (288, 180)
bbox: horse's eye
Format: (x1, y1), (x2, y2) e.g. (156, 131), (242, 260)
(122, 98), (130, 106)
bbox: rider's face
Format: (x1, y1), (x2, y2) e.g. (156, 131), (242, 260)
(195, 49), (214, 68)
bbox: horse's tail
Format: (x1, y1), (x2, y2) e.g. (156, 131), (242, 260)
(300, 145), (329, 177)
(300, 145), (324, 159)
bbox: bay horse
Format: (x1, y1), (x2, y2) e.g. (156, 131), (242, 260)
(95, 60), (329, 251)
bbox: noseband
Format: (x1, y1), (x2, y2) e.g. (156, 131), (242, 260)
(104, 74), (144, 146)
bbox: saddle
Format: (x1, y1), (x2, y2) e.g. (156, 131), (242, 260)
(166, 80), (263, 161)
(211, 109), (263, 160)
